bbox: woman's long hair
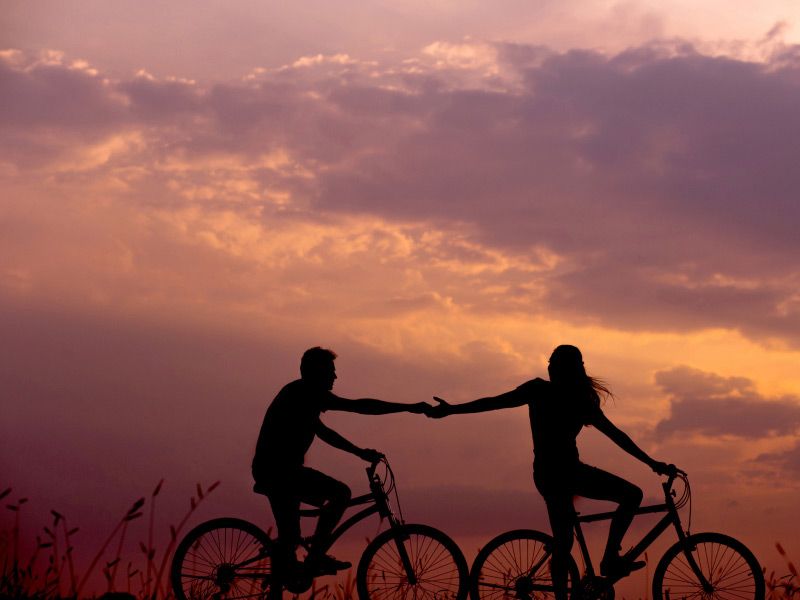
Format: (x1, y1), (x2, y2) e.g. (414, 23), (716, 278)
(548, 345), (613, 406)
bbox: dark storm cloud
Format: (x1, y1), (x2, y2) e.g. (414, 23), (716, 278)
(654, 366), (800, 438)
(4, 42), (800, 344)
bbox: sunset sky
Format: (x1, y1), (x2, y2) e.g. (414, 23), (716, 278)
(3, 0), (800, 593)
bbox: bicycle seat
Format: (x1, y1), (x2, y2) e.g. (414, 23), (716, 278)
(253, 484), (320, 515)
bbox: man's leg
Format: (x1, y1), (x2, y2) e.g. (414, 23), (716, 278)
(295, 468), (352, 563)
(574, 464), (643, 575)
(265, 487), (302, 598)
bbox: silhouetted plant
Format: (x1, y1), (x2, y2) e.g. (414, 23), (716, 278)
(0, 481), (220, 600)
(767, 543), (799, 600)
(150, 480), (219, 600)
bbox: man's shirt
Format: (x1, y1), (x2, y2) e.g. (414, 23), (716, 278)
(252, 379), (334, 480)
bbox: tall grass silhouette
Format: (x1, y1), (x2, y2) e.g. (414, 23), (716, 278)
(0, 481), (219, 600)
(767, 543), (799, 600)
(2, 483), (355, 600)
(3, 480), (793, 600)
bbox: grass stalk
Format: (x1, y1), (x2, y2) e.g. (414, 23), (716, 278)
(151, 480), (219, 600)
(75, 496), (144, 597)
(145, 479), (163, 600)
(60, 515), (79, 597)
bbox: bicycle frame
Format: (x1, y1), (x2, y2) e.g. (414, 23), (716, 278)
(570, 474), (710, 588)
(294, 460), (420, 587)
(225, 462), (405, 582)
(171, 458), (473, 600)
(296, 461), (400, 555)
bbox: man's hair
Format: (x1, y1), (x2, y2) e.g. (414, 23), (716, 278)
(300, 346), (337, 379)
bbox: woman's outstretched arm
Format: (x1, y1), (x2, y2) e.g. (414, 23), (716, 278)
(428, 388), (528, 418)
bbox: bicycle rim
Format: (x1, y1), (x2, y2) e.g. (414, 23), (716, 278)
(471, 530), (579, 600)
(172, 518), (273, 600)
(357, 524), (468, 600)
(653, 532), (764, 600)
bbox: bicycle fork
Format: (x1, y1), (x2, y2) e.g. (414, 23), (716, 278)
(392, 530), (420, 586)
(674, 537), (714, 594)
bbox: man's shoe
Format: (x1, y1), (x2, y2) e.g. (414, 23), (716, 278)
(599, 555), (646, 578)
(308, 554), (352, 575)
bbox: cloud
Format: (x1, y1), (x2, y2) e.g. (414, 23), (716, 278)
(654, 366), (800, 438)
(3, 41), (800, 349)
(0, 50), (125, 130)
(755, 441), (800, 474)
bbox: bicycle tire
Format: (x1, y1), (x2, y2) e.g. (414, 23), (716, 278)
(470, 529), (580, 600)
(356, 523), (469, 600)
(171, 517), (274, 600)
(652, 532), (764, 600)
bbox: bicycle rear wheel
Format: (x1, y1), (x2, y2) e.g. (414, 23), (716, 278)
(171, 517), (274, 600)
(652, 532), (764, 600)
(470, 529), (580, 600)
(357, 523), (469, 600)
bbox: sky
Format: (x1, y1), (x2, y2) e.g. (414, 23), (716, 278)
(2, 0), (800, 594)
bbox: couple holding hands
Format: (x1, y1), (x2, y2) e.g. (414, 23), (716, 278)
(252, 345), (676, 600)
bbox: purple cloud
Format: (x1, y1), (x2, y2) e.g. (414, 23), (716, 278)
(755, 442), (800, 474)
(4, 42), (800, 345)
(0, 56), (125, 130)
(654, 366), (800, 438)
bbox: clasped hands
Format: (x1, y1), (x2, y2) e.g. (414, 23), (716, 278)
(406, 397), (452, 419)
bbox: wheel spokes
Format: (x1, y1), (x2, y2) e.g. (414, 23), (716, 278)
(178, 526), (271, 600)
(365, 533), (463, 600)
(662, 541), (758, 600)
(478, 537), (553, 600)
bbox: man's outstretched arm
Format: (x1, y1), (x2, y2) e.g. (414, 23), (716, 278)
(326, 395), (429, 415)
(316, 421), (383, 461)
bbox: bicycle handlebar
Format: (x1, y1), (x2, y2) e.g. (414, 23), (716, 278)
(663, 464), (687, 486)
(663, 466), (691, 512)
(365, 456), (387, 481)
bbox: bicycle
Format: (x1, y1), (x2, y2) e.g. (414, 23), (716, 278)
(469, 469), (764, 600)
(171, 457), (469, 600)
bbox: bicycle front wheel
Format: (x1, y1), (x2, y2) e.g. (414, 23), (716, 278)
(171, 517), (274, 600)
(470, 529), (580, 600)
(652, 532), (764, 600)
(356, 523), (469, 600)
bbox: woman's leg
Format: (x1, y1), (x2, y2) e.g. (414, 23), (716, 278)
(542, 492), (576, 600)
(574, 464), (643, 571)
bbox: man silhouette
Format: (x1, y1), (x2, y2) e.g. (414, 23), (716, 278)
(252, 346), (428, 581)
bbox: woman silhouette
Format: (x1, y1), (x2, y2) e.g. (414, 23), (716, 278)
(428, 345), (673, 600)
